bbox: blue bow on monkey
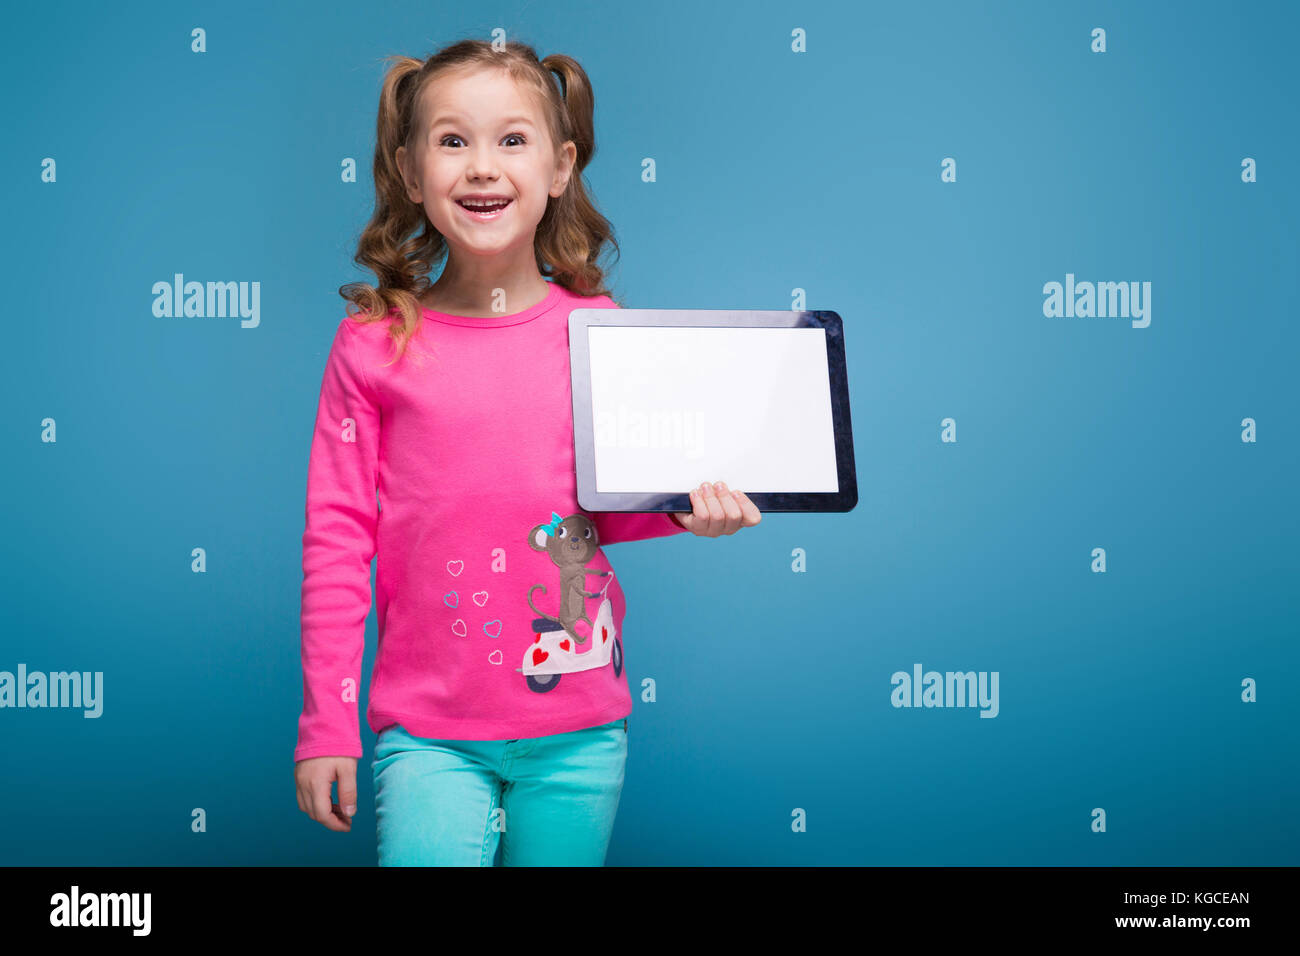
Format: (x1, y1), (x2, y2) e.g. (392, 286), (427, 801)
(542, 511), (563, 537)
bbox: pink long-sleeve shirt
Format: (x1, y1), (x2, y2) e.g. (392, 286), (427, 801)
(295, 280), (687, 761)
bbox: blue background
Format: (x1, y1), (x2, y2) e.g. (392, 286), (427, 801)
(1, 0), (1295, 865)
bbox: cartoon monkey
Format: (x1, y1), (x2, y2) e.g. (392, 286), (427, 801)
(526, 511), (610, 645)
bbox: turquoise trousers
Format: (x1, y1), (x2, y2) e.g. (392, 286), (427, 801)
(371, 716), (628, 866)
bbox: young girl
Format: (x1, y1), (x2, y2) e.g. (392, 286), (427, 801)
(292, 37), (761, 866)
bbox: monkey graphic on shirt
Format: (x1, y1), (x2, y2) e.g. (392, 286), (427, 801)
(526, 511), (609, 645)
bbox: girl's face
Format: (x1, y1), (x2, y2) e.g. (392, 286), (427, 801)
(397, 67), (576, 260)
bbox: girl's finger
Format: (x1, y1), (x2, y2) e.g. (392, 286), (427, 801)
(715, 482), (743, 532)
(701, 483), (725, 534)
(688, 488), (705, 525)
(690, 486), (708, 529)
(732, 490), (762, 526)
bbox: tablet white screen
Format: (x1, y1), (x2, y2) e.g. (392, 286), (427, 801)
(586, 326), (840, 493)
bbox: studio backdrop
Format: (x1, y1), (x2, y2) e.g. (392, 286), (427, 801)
(1, 0), (1296, 865)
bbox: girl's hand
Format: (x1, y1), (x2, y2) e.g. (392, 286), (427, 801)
(295, 756), (359, 832)
(672, 481), (762, 537)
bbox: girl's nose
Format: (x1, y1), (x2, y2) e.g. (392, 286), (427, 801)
(465, 150), (498, 180)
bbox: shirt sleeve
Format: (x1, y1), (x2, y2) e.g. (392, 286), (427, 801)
(592, 510), (689, 547)
(295, 318), (379, 762)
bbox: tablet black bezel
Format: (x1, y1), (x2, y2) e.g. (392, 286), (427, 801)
(569, 308), (857, 514)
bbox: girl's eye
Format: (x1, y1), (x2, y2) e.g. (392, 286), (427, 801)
(583, 527), (591, 538)
(557, 527), (567, 538)
(438, 134), (527, 148)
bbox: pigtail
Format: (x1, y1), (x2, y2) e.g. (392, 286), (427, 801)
(536, 53), (619, 297)
(340, 55), (437, 366)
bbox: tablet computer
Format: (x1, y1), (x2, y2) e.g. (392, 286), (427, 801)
(569, 307), (857, 513)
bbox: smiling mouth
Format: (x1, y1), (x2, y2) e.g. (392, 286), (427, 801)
(456, 198), (513, 214)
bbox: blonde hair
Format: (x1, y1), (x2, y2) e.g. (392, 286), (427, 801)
(340, 38), (622, 365)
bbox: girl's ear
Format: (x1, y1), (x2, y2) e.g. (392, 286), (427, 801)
(550, 141), (577, 198)
(395, 145), (421, 203)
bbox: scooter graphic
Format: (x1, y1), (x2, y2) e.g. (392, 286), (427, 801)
(518, 572), (621, 693)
